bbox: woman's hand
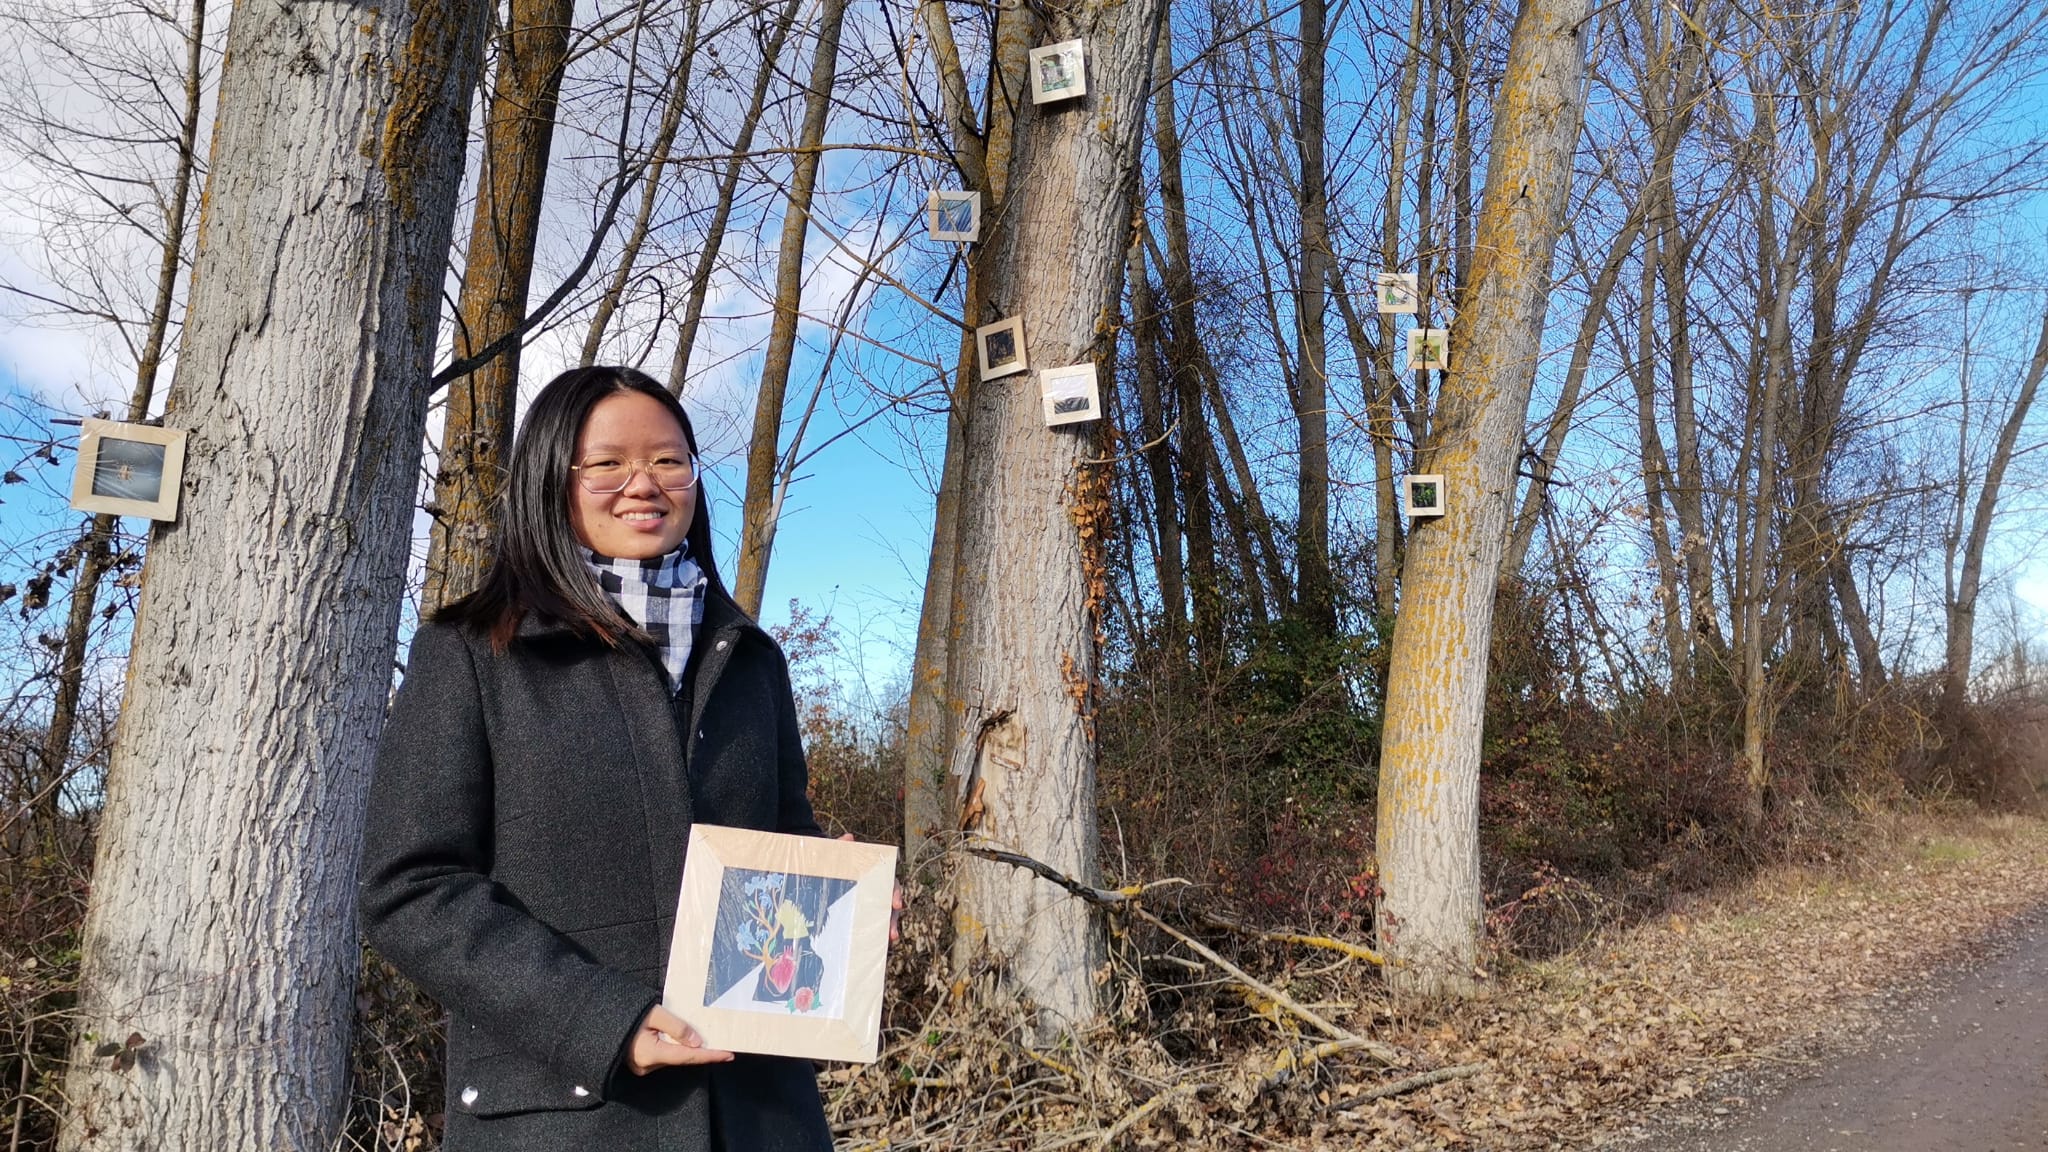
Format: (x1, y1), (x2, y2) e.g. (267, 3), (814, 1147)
(837, 833), (906, 942)
(626, 1004), (734, 1075)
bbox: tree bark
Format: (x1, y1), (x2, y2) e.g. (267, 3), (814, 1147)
(1627, 230), (1692, 685)
(731, 0), (850, 616)
(59, 0), (484, 1144)
(1374, 0), (1591, 997)
(423, 0), (573, 610)
(37, 0), (207, 824)
(946, 0), (1168, 1033)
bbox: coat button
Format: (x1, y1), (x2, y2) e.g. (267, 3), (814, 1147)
(573, 1085), (590, 1097)
(715, 639), (728, 651)
(460, 1086), (478, 1107)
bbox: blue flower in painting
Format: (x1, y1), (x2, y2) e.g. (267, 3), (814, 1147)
(733, 919), (767, 956)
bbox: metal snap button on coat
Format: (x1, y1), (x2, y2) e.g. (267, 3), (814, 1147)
(573, 1085), (590, 1098)
(460, 1086), (478, 1107)
(714, 639), (729, 651)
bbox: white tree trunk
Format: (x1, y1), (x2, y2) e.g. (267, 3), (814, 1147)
(946, 0), (1167, 1032)
(1374, 0), (1591, 997)
(59, 1), (485, 1146)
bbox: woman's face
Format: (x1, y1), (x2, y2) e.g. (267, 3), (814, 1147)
(568, 390), (697, 560)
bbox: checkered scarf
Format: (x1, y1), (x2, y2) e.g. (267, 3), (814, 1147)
(584, 546), (708, 694)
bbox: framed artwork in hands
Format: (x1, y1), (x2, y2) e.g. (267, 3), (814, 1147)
(664, 825), (897, 1063)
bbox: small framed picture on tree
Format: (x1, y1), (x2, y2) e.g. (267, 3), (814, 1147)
(976, 316), (1029, 380)
(1375, 272), (1419, 314)
(665, 825), (897, 1063)
(68, 418), (188, 521)
(1039, 362), (1101, 426)
(1402, 473), (1446, 518)
(1029, 39), (1087, 104)
(926, 190), (980, 242)
(1408, 327), (1450, 371)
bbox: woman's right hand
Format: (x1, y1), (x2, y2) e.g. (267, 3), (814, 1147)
(626, 1003), (735, 1074)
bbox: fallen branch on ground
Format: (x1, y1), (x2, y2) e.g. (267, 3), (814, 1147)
(1258, 1037), (1383, 1094)
(1326, 1062), (1488, 1112)
(1091, 1082), (1202, 1149)
(1201, 912), (1385, 966)
(961, 843), (1409, 1066)
(1135, 906), (1405, 1063)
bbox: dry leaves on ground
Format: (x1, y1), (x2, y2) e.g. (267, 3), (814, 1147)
(831, 813), (2048, 1151)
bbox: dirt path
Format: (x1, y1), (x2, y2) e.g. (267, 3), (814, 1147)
(1320, 816), (2048, 1150)
(1621, 908), (2048, 1152)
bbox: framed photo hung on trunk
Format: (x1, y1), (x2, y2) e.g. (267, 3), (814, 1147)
(1039, 362), (1102, 426)
(68, 418), (188, 521)
(927, 189), (980, 242)
(1029, 39), (1087, 104)
(1402, 473), (1446, 518)
(976, 315), (1029, 381)
(664, 825), (897, 1063)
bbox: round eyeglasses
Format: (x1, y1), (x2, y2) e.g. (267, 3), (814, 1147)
(570, 453), (700, 494)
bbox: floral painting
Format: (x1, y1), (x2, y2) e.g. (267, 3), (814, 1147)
(702, 867), (857, 1018)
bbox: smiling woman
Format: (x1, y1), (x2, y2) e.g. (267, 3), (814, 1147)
(567, 391), (700, 560)
(358, 365), (839, 1152)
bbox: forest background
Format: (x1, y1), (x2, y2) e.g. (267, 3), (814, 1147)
(0, 0), (2045, 1146)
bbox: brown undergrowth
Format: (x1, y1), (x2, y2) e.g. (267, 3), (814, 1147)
(817, 810), (2048, 1151)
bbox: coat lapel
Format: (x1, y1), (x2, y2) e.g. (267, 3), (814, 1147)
(604, 641), (694, 890)
(683, 588), (753, 760)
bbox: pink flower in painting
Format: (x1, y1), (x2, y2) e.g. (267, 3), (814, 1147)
(793, 987), (815, 1013)
(766, 945), (797, 995)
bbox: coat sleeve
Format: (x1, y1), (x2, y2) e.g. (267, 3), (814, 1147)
(771, 645), (824, 837)
(358, 623), (656, 1098)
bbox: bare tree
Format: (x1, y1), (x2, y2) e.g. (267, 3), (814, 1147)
(945, 0), (1169, 1030)
(1943, 303), (2047, 737)
(0, 0), (212, 824)
(733, 0), (852, 615)
(58, 0), (486, 1142)
(1374, 0), (1592, 996)
(423, 0), (575, 610)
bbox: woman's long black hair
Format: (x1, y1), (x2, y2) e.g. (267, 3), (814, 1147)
(435, 365), (721, 647)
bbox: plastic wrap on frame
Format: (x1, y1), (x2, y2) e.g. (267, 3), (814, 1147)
(665, 825), (897, 1062)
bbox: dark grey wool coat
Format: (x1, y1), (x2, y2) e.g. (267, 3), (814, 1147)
(358, 587), (834, 1152)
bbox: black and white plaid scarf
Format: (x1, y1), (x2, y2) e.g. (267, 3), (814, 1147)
(584, 546), (708, 694)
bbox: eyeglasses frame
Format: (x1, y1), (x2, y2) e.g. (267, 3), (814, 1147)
(569, 452), (702, 494)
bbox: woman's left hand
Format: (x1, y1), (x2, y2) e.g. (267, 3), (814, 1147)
(838, 833), (905, 942)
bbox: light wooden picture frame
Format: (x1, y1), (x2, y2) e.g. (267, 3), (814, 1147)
(1403, 473), (1446, 518)
(69, 418), (187, 521)
(1375, 272), (1419, 314)
(927, 189), (980, 242)
(977, 315), (1029, 381)
(1029, 39), (1087, 104)
(1408, 327), (1450, 371)
(1039, 362), (1101, 426)
(665, 825), (897, 1063)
